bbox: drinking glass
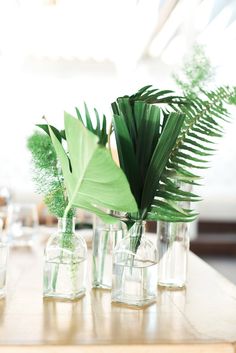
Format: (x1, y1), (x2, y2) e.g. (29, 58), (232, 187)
(6, 203), (39, 246)
(0, 242), (8, 298)
(0, 186), (11, 233)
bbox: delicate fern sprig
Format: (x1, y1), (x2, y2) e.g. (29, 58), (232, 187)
(27, 132), (74, 219)
(147, 85), (236, 221)
(172, 43), (215, 97)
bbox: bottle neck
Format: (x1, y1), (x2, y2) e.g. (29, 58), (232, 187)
(58, 217), (75, 234)
(130, 220), (146, 238)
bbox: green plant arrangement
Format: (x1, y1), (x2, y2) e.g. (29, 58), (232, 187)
(38, 85), (235, 304)
(46, 111), (138, 222)
(31, 105), (138, 300)
(155, 46), (236, 288)
(112, 85), (236, 226)
(110, 84), (236, 305)
(27, 131), (78, 295)
(37, 103), (138, 221)
(30, 104), (109, 225)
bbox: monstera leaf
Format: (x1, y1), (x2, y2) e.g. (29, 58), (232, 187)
(49, 112), (138, 223)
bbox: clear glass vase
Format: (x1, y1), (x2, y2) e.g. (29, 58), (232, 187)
(0, 242), (8, 298)
(157, 221), (189, 288)
(92, 218), (126, 289)
(43, 217), (87, 300)
(6, 203), (39, 246)
(112, 221), (158, 308)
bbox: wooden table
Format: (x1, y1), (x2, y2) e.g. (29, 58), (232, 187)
(0, 243), (236, 353)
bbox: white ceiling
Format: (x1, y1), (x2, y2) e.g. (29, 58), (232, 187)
(0, 0), (235, 72)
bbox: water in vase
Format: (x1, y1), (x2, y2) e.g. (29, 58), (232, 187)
(112, 259), (157, 307)
(92, 220), (125, 289)
(0, 266), (6, 298)
(158, 239), (188, 288)
(44, 257), (87, 300)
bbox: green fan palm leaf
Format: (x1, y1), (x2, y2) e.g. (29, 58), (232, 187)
(112, 89), (195, 224)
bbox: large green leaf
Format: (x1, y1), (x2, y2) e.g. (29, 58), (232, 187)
(48, 112), (138, 223)
(112, 99), (162, 207)
(112, 88), (190, 222)
(112, 112), (142, 207)
(141, 112), (185, 214)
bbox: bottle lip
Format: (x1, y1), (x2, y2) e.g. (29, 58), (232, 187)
(58, 217), (76, 221)
(130, 220), (146, 227)
(129, 220), (146, 224)
(57, 217), (76, 232)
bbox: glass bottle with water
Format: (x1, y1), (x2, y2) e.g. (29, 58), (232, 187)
(43, 217), (87, 300)
(0, 242), (8, 298)
(157, 221), (189, 288)
(112, 221), (158, 308)
(92, 217), (126, 289)
(157, 181), (192, 288)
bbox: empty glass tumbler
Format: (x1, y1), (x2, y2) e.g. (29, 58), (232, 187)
(0, 242), (8, 298)
(92, 218), (125, 289)
(0, 186), (11, 233)
(157, 221), (189, 288)
(6, 203), (39, 246)
(43, 217), (87, 300)
(112, 221), (158, 307)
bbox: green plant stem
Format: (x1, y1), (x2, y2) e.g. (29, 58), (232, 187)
(51, 233), (67, 292)
(92, 255), (98, 287)
(52, 215), (74, 293)
(108, 122), (112, 152)
(52, 263), (60, 292)
(128, 222), (143, 274)
(99, 227), (110, 285)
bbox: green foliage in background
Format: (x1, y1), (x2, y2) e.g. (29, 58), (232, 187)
(112, 84), (236, 226)
(27, 131), (74, 218)
(173, 44), (214, 98)
(48, 112), (138, 223)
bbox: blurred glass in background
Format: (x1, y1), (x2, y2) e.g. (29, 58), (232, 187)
(0, 243), (8, 298)
(6, 203), (39, 246)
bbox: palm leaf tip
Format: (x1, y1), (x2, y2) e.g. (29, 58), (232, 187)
(74, 104), (108, 146)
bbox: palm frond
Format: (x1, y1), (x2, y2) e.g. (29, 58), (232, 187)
(129, 85), (187, 105)
(112, 88), (191, 223)
(38, 104), (108, 146)
(75, 103), (108, 146)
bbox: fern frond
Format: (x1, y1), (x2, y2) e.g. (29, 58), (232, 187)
(148, 85), (235, 220)
(173, 43), (215, 97)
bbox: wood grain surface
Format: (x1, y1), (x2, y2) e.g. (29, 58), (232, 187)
(0, 241), (235, 352)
